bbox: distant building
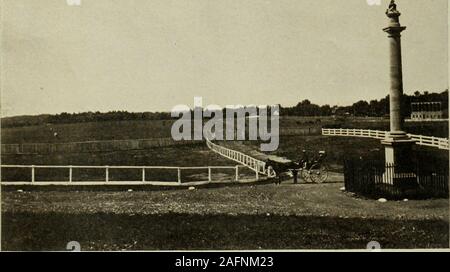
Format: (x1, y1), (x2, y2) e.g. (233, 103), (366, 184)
(410, 102), (443, 121)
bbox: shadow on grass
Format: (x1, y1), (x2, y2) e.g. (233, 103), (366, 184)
(1, 179), (276, 193)
(2, 212), (448, 251)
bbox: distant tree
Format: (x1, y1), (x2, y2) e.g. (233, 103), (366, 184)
(352, 100), (370, 116)
(320, 105), (332, 116)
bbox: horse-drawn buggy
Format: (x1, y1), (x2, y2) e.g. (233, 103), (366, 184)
(265, 150), (329, 184)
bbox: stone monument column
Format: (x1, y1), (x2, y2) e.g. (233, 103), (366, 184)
(381, 1), (416, 180)
(383, 0), (406, 138)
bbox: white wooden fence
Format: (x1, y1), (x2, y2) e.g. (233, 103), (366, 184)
(0, 139), (276, 186)
(0, 164), (252, 186)
(206, 139), (276, 178)
(1, 137), (201, 155)
(322, 128), (449, 150)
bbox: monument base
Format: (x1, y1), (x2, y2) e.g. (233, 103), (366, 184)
(381, 134), (417, 188)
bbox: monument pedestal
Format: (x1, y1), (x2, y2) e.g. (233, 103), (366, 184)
(381, 133), (417, 187)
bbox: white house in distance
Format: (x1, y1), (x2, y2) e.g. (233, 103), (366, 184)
(410, 102), (444, 121)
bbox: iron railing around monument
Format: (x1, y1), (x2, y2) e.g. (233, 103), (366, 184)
(344, 159), (449, 199)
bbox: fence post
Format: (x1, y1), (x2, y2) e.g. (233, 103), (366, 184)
(142, 167), (146, 182)
(31, 165), (35, 183)
(69, 166), (73, 183)
(235, 166), (239, 181)
(208, 167), (212, 182)
(177, 168), (181, 184)
(105, 166), (109, 182)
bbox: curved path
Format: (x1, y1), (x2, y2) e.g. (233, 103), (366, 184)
(206, 140), (344, 183)
(206, 139), (280, 178)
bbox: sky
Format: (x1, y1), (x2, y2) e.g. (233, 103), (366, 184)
(1, 0), (448, 117)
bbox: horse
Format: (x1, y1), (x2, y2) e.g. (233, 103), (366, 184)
(265, 158), (299, 185)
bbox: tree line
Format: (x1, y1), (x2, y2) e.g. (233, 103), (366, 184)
(1, 111), (173, 128)
(282, 90), (448, 118)
(1, 90), (448, 128)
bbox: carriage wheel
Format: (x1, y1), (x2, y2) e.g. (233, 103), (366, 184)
(267, 166), (276, 178)
(300, 169), (311, 182)
(309, 163), (328, 183)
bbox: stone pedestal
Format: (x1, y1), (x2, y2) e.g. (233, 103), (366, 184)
(379, 132), (418, 190)
(382, 137), (415, 167)
(381, 137), (417, 187)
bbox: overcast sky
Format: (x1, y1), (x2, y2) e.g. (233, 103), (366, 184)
(1, 0), (448, 117)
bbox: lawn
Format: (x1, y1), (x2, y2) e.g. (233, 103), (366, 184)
(0, 119), (176, 144)
(2, 182), (448, 250)
(1, 116), (447, 145)
(2, 118), (320, 144)
(1, 145), (232, 167)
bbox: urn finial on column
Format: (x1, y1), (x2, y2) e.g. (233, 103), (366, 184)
(386, 0), (400, 15)
(385, 0), (403, 27)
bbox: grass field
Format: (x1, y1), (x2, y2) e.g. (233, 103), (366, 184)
(2, 182), (448, 250)
(2, 116), (447, 144)
(1, 145), (229, 166)
(0, 119), (176, 144)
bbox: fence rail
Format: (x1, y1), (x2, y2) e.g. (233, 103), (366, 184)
(0, 137), (203, 155)
(206, 139), (275, 178)
(0, 139), (275, 186)
(0, 164), (254, 186)
(1, 128), (321, 155)
(322, 128), (449, 150)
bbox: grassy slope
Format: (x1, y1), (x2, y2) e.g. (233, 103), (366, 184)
(0, 120), (176, 144)
(1, 145), (230, 166)
(2, 183), (448, 250)
(2, 117), (446, 144)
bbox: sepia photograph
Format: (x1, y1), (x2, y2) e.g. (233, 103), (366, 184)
(0, 0), (449, 253)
